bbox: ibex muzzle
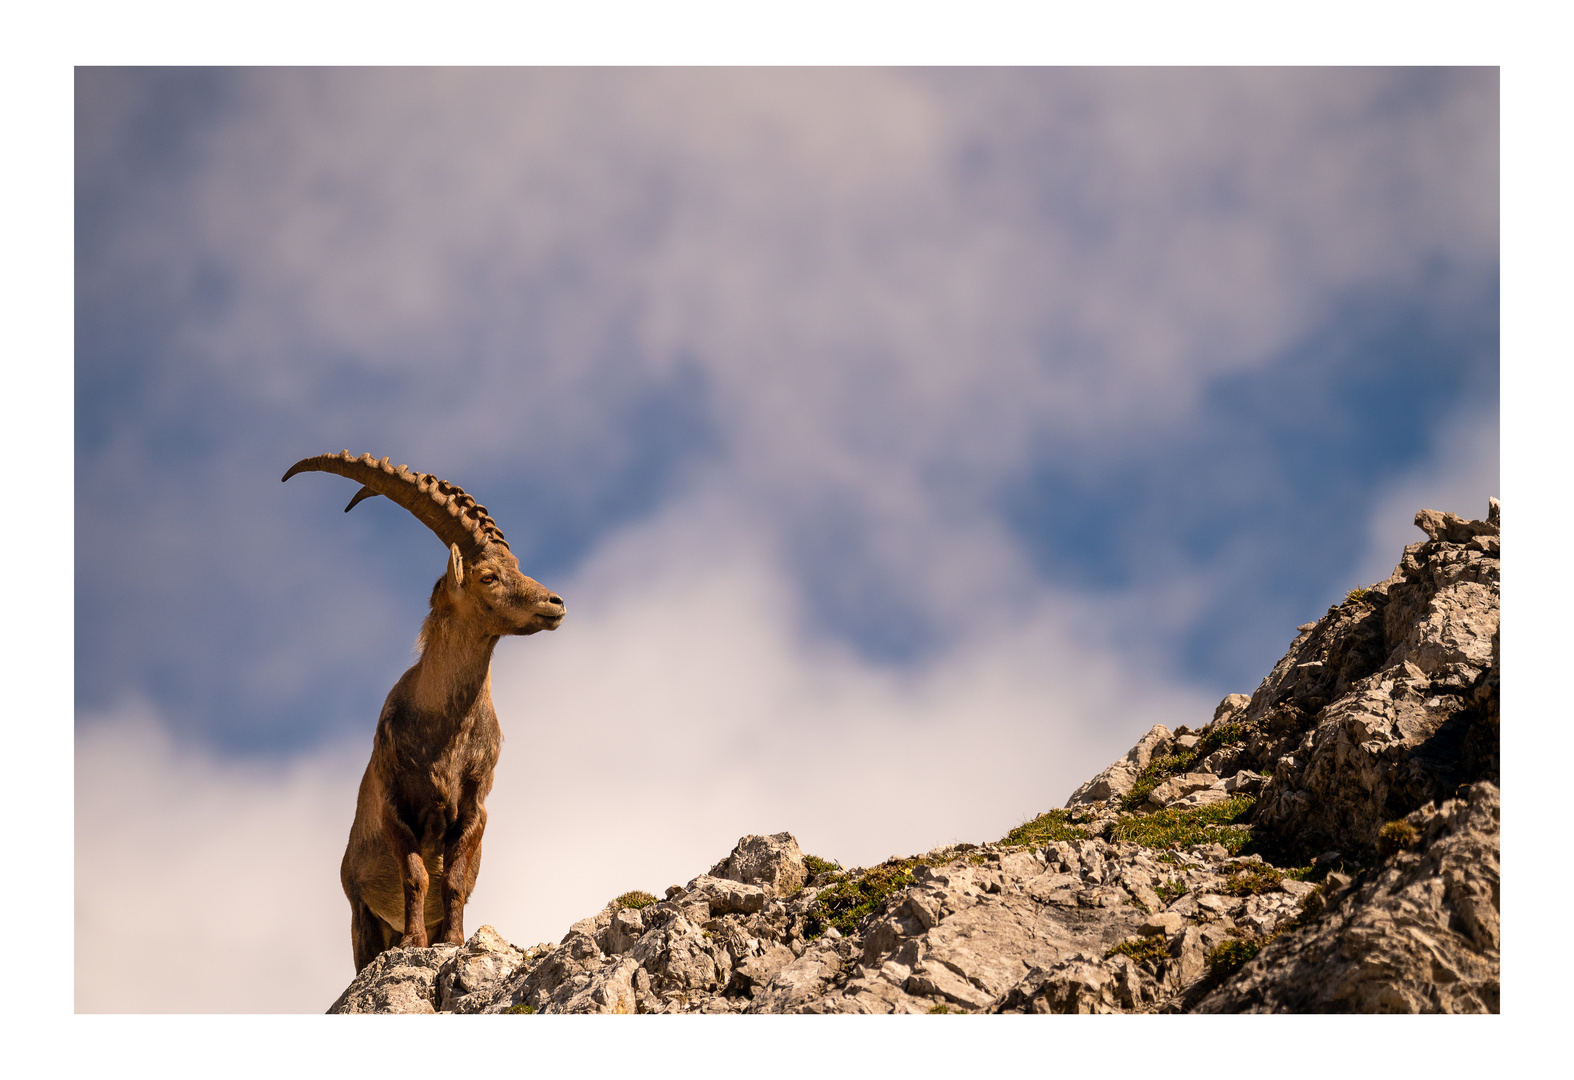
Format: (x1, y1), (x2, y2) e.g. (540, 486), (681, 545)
(284, 451), (564, 973)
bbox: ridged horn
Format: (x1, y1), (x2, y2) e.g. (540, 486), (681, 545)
(282, 451), (510, 557)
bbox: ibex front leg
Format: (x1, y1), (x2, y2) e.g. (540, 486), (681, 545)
(382, 804), (430, 948)
(436, 802), (486, 945)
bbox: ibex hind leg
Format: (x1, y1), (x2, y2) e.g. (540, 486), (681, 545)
(350, 898), (399, 974)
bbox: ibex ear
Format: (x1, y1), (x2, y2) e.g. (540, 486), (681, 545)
(446, 543), (465, 594)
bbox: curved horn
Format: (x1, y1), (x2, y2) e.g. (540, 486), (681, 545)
(282, 451), (509, 558)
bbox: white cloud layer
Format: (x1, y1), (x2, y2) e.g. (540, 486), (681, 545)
(75, 706), (362, 1012)
(84, 67), (1497, 492)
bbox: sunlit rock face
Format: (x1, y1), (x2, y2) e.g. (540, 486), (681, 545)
(329, 504), (1500, 1015)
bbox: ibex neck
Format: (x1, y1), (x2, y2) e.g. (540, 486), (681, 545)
(411, 621), (499, 717)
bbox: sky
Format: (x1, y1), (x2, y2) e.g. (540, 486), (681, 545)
(72, 66), (1500, 1013)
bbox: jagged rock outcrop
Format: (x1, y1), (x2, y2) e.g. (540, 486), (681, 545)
(1191, 781), (1500, 1013)
(1239, 500), (1500, 863)
(328, 502), (1500, 1015)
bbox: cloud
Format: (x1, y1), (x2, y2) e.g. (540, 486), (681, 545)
(84, 70), (1496, 453)
(75, 703), (363, 1012)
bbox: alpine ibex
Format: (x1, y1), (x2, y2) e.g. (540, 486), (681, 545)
(284, 451), (565, 973)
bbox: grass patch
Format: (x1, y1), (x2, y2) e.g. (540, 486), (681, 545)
(1121, 752), (1194, 810)
(1195, 721), (1251, 760)
(803, 854), (842, 879)
(1290, 886), (1325, 926)
(999, 808), (1090, 847)
(614, 890), (658, 910)
(505, 1002), (536, 1014)
(1155, 878), (1188, 904)
(1119, 723), (1254, 811)
(927, 1003), (964, 1014)
(1205, 880), (1333, 990)
(1222, 863), (1283, 897)
(1109, 795), (1256, 854)
(1376, 819), (1419, 859)
(804, 857), (941, 939)
(1105, 934), (1169, 964)
(1207, 937), (1263, 978)
(1344, 587), (1369, 606)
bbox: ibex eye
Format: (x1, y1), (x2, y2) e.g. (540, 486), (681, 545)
(481, 574), (497, 584)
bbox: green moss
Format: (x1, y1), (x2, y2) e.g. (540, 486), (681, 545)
(1109, 795), (1256, 853)
(505, 1002), (536, 1014)
(927, 1003), (964, 1014)
(1155, 878), (1188, 904)
(1105, 934), (1169, 964)
(614, 890), (658, 910)
(1222, 863), (1283, 896)
(999, 808), (1090, 847)
(1208, 936), (1263, 977)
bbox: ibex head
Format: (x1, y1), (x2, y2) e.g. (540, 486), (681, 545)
(432, 539), (564, 638)
(283, 451), (565, 638)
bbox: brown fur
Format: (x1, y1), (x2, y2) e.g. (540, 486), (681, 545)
(340, 542), (563, 973)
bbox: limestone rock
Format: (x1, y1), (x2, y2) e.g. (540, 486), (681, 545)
(1146, 772), (1221, 809)
(710, 832), (808, 895)
(1194, 783), (1500, 1013)
(681, 874), (767, 916)
(1066, 724), (1172, 806)
(440, 925), (528, 1013)
(327, 501), (1498, 1016)
(327, 945), (456, 1014)
(749, 941), (845, 1012)
(1245, 499), (1500, 861)
(327, 925), (523, 1014)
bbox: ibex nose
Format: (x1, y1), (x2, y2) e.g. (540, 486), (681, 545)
(548, 595), (564, 607)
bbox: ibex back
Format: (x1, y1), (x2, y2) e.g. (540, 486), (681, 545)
(285, 451), (565, 973)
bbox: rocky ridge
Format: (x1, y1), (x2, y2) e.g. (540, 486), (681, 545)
(329, 502), (1500, 1015)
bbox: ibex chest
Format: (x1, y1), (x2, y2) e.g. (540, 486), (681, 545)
(379, 704), (501, 826)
